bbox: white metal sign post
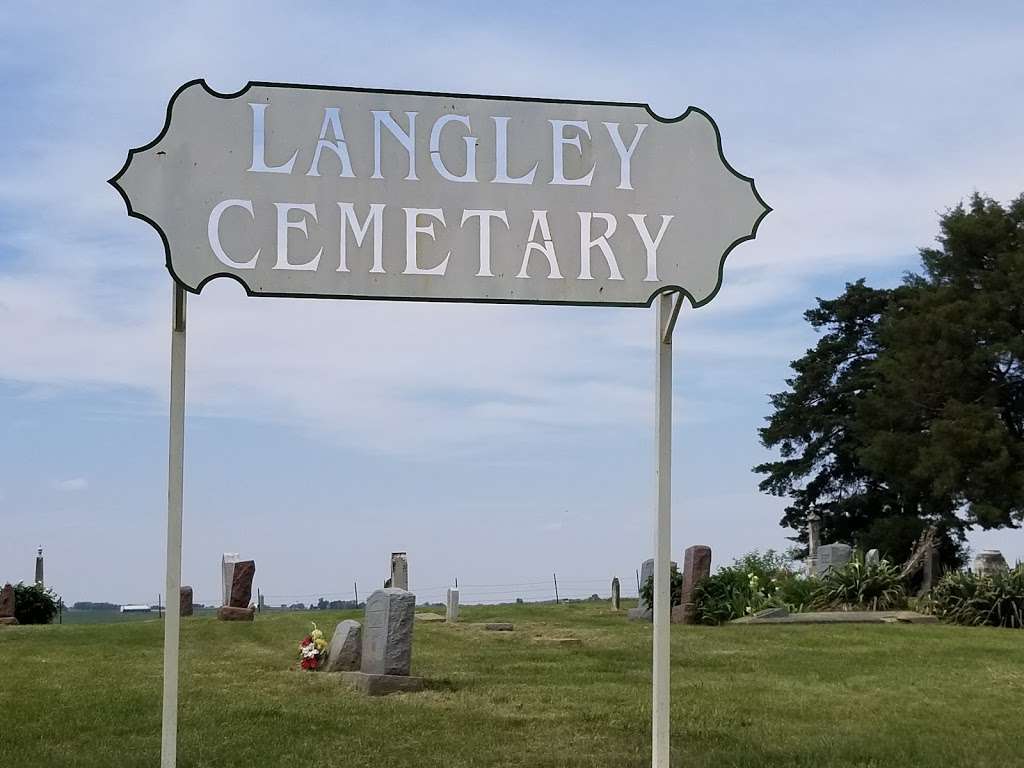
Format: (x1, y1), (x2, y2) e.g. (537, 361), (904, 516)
(110, 80), (768, 768)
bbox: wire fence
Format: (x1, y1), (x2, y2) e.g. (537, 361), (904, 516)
(61, 574), (641, 622)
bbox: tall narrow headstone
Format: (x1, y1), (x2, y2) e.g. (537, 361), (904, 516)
(806, 513), (821, 576)
(672, 545), (712, 625)
(361, 588), (416, 676)
(610, 577), (621, 611)
(229, 560), (256, 607)
(34, 547), (44, 587)
(221, 553), (240, 606)
(179, 586), (194, 617)
(0, 583), (17, 625)
(445, 587), (460, 622)
(390, 552), (409, 591)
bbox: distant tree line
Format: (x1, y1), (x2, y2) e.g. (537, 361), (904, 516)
(757, 193), (1024, 568)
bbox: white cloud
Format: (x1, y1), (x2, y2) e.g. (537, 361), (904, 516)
(52, 477), (88, 492)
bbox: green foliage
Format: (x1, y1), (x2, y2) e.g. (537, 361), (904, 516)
(639, 562), (682, 611)
(774, 571), (820, 612)
(927, 566), (1024, 628)
(810, 556), (907, 611)
(13, 582), (59, 625)
(757, 192), (1024, 568)
(693, 567), (751, 625)
(693, 549), (816, 625)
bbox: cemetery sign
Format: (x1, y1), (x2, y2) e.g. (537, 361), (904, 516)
(110, 79), (770, 768)
(111, 80), (769, 307)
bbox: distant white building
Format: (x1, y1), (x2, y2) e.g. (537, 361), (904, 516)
(120, 605), (152, 614)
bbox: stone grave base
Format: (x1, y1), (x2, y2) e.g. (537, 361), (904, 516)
(626, 607), (652, 622)
(0, 617), (18, 626)
(217, 606), (255, 621)
(340, 671), (425, 696)
(415, 612), (445, 623)
(533, 636), (581, 647)
(670, 603), (698, 625)
(731, 610), (938, 625)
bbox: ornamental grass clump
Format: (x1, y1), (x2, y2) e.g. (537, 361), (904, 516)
(928, 565), (1024, 628)
(810, 555), (907, 611)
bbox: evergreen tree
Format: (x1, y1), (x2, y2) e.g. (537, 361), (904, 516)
(756, 193), (1024, 566)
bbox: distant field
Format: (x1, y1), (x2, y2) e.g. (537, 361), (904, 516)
(1, 601), (1022, 767)
(59, 608), (220, 625)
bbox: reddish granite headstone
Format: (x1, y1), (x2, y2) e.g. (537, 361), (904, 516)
(671, 545), (712, 625)
(0, 583), (15, 617)
(229, 560), (255, 608)
(216, 605), (254, 621)
(179, 585), (194, 617)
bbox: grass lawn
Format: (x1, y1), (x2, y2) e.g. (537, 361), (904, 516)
(1, 601), (1021, 767)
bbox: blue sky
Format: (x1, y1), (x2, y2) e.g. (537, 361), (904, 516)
(2, 2), (1023, 605)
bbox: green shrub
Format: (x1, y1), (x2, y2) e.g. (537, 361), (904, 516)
(928, 566), (1024, 628)
(693, 549), (814, 624)
(639, 563), (683, 611)
(810, 556), (907, 611)
(774, 571), (820, 612)
(13, 582), (60, 625)
(693, 567), (751, 625)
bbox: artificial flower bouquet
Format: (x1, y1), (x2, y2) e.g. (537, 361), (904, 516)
(298, 622), (327, 670)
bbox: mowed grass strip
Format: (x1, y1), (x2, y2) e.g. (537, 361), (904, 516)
(1, 601), (1021, 767)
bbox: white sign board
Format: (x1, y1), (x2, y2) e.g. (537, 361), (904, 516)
(111, 80), (769, 307)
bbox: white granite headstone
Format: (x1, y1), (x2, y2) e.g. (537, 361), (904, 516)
(446, 587), (460, 623)
(221, 553), (240, 607)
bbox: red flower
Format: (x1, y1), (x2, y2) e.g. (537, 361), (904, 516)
(302, 635), (312, 645)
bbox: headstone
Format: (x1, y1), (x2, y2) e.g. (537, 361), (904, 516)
(627, 557), (677, 621)
(229, 560), (256, 608)
(816, 543), (852, 575)
(361, 588), (415, 676)
(221, 553), (240, 606)
(865, 549), (881, 567)
(672, 545), (712, 625)
(445, 587), (459, 622)
(35, 547), (44, 587)
(323, 620), (362, 672)
(0, 583), (17, 625)
(390, 553), (409, 591)
(610, 577), (621, 611)
(806, 513), (821, 576)
(179, 586), (193, 617)
(972, 550), (1009, 577)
